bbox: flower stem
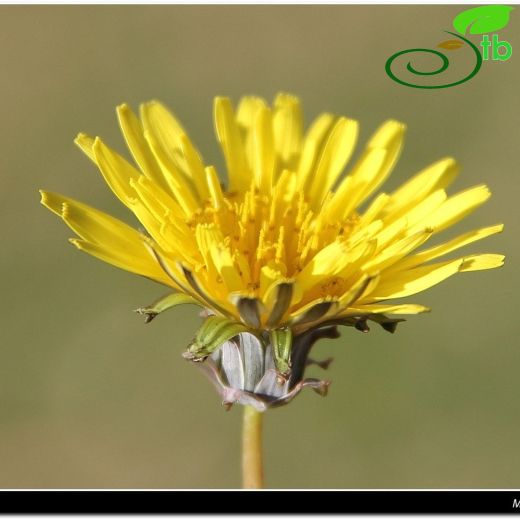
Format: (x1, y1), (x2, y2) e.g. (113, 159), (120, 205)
(241, 405), (264, 489)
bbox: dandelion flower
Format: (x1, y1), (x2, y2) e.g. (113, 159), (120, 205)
(40, 93), (503, 485)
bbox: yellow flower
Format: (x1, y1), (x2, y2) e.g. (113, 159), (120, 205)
(40, 93), (503, 329)
(40, 94), (504, 409)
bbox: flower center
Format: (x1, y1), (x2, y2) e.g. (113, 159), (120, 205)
(184, 178), (360, 299)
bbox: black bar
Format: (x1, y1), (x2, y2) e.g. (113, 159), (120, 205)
(1, 490), (520, 514)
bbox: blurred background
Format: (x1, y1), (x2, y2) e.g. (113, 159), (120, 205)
(0, 5), (517, 489)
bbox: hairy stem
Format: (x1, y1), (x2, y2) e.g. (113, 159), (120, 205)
(241, 405), (264, 488)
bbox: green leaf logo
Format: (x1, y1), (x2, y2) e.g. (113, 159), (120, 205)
(453, 5), (513, 35)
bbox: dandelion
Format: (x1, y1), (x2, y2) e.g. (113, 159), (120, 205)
(40, 93), (503, 488)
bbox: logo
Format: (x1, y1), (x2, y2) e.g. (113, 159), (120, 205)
(385, 5), (513, 89)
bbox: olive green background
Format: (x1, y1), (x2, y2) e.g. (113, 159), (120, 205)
(0, 5), (517, 489)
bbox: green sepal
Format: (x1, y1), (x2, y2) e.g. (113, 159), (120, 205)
(314, 314), (406, 334)
(270, 327), (293, 378)
(367, 314), (405, 334)
(135, 292), (201, 323)
(184, 316), (250, 362)
(233, 296), (262, 329)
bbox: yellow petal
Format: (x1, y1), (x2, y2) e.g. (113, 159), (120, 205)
(357, 193), (391, 227)
(296, 240), (350, 293)
(367, 119), (406, 165)
(70, 238), (172, 287)
(337, 274), (372, 308)
(335, 120), (406, 216)
(180, 133), (209, 199)
(273, 93), (303, 170)
(345, 303), (431, 315)
(205, 166), (225, 210)
(116, 103), (170, 194)
(92, 137), (140, 206)
(384, 157), (459, 218)
(307, 117), (359, 207)
(236, 96), (268, 171)
(74, 133), (96, 162)
(236, 96), (267, 130)
(367, 258), (464, 300)
(252, 106), (275, 194)
(145, 243), (198, 293)
(140, 101), (202, 198)
(214, 96), (250, 193)
(196, 224), (243, 293)
(259, 261), (287, 296)
(459, 253), (505, 272)
(374, 189), (446, 248)
(344, 218), (384, 250)
(177, 262), (236, 317)
(337, 239), (379, 281)
(415, 184), (491, 233)
(41, 190), (146, 252)
(367, 251), (503, 302)
(140, 100), (187, 166)
(296, 113), (336, 191)
(272, 169), (298, 203)
(129, 174), (185, 223)
(138, 105), (200, 213)
(363, 230), (433, 274)
(394, 224), (504, 271)
(327, 148), (387, 220)
(128, 178), (194, 258)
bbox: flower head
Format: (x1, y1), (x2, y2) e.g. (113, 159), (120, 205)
(40, 93), (504, 410)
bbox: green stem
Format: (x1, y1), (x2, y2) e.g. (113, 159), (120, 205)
(241, 405), (264, 488)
